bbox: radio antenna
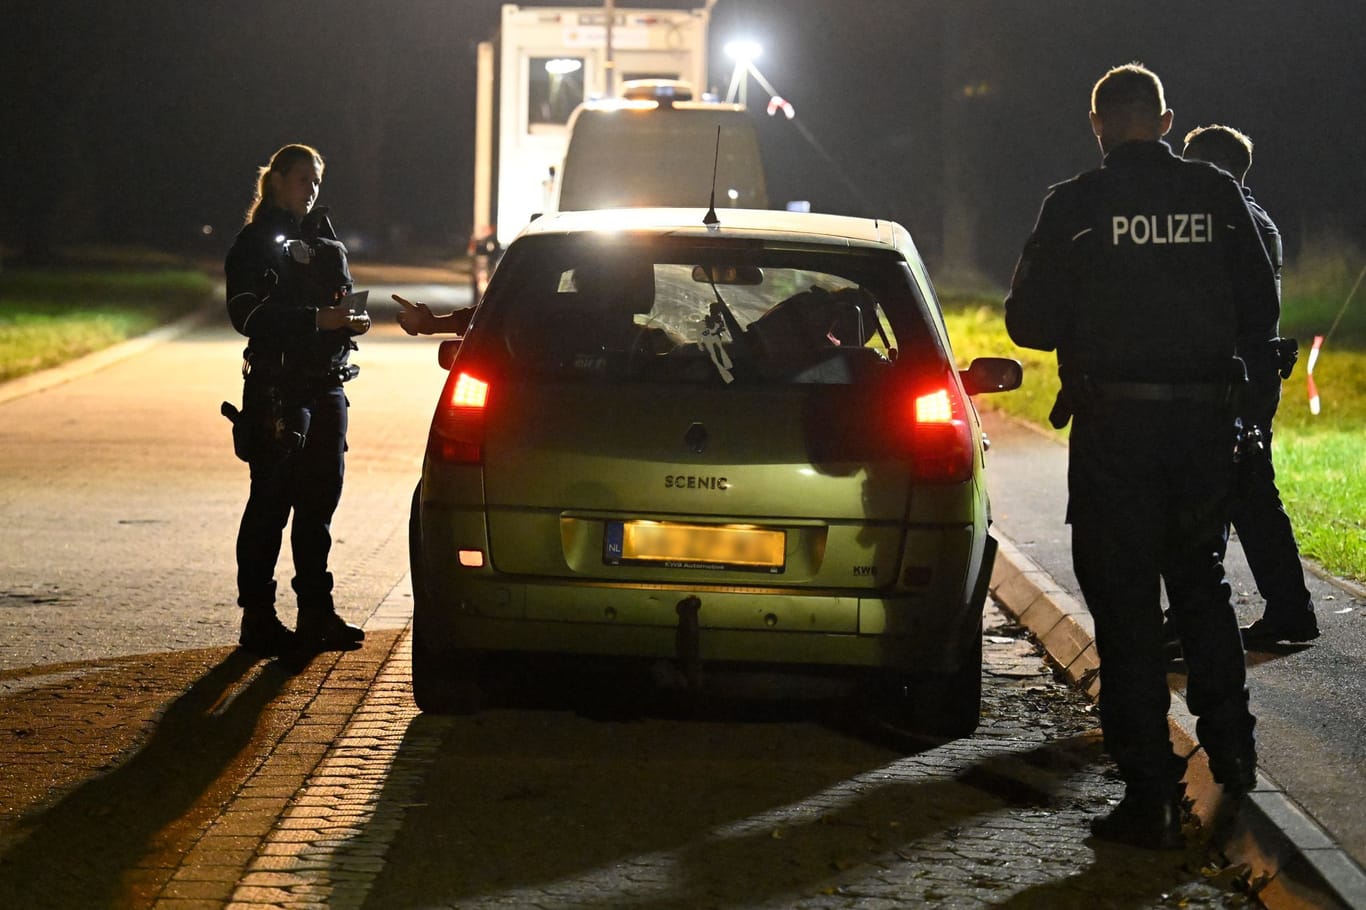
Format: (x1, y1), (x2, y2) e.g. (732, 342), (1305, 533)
(703, 125), (720, 226)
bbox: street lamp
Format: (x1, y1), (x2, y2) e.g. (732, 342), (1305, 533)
(723, 39), (762, 107)
(724, 39), (762, 64)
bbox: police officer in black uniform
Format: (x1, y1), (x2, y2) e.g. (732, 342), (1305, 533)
(1182, 125), (1319, 648)
(225, 144), (369, 654)
(1005, 65), (1280, 848)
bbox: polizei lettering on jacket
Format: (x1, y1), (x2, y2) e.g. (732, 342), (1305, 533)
(665, 475), (730, 490)
(1111, 213), (1213, 246)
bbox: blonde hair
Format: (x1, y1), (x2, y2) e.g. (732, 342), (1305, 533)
(245, 144), (325, 224)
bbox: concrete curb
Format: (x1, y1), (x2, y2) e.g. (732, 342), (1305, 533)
(989, 532), (1366, 910)
(0, 304), (218, 407)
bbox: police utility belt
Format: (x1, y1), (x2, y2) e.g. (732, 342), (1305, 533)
(1087, 379), (1234, 405)
(1049, 360), (1245, 429)
(242, 349), (359, 389)
(221, 350), (357, 464)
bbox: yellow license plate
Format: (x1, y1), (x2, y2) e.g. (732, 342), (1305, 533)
(605, 520), (786, 572)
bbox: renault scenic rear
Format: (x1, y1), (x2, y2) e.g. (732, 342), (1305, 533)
(409, 207), (1021, 735)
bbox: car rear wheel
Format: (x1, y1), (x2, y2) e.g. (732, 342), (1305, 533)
(409, 482), (484, 715)
(412, 634), (483, 715)
(870, 621), (982, 738)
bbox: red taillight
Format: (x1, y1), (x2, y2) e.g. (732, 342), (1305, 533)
(914, 388), (955, 424)
(908, 382), (974, 484)
(450, 372), (489, 408)
(428, 370), (488, 464)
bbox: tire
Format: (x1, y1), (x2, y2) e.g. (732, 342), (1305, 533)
(408, 482), (483, 715)
(873, 621), (983, 739)
(411, 632), (483, 715)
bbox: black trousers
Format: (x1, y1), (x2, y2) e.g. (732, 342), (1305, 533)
(1068, 398), (1255, 793)
(235, 384), (347, 614)
(1231, 374), (1313, 621)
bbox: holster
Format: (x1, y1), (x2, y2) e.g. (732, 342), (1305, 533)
(1273, 337), (1299, 380)
(223, 375), (317, 464)
(1233, 418), (1268, 499)
(221, 400), (272, 463)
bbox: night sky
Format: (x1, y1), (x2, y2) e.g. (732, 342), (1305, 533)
(4, 0), (1365, 283)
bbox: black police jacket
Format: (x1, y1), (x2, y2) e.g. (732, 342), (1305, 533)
(1244, 187), (1282, 303)
(1005, 140), (1279, 383)
(225, 206), (354, 381)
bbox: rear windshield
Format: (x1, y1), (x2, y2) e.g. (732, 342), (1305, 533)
(467, 234), (945, 386)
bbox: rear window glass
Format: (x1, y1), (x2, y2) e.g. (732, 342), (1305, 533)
(469, 235), (942, 386)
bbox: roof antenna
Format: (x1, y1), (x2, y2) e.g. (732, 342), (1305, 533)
(703, 125), (721, 226)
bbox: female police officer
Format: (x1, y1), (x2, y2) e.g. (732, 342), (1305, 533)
(225, 143), (368, 653)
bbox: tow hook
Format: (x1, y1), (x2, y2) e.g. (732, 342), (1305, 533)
(675, 595), (702, 690)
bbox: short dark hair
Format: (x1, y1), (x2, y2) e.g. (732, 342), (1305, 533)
(1091, 63), (1166, 121)
(1183, 124), (1253, 180)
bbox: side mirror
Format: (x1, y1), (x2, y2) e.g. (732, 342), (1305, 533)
(437, 339), (462, 371)
(960, 357), (1023, 395)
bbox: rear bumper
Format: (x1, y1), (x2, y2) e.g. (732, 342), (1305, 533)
(415, 575), (984, 675)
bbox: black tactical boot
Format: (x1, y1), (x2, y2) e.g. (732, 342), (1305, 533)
(296, 609), (365, 650)
(239, 610), (297, 654)
(1241, 615), (1320, 649)
(1090, 784), (1185, 850)
(238, 581), (296, 655)
(1209, 751), (1259, 798)
(294, 573), (364, 650)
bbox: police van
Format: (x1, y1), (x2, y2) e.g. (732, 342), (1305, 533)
(555, 79), (769, 213)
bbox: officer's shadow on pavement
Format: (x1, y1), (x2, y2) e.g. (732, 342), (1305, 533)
(341, 710), (1217, 909)
(0, 648), (309, 908)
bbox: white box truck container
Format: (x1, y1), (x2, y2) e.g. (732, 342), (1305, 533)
(470, 4), (768, 295)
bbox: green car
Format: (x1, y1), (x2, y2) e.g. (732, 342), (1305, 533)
(409, 207), (1021, 735)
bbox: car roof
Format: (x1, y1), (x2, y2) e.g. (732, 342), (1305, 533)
(518, 207), (911, 253)
(573, 98), (749, 115)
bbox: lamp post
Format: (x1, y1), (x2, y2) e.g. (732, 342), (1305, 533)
(723, 39), (762, 107)
(723, 36), (876, 215)
(603, 0), (616, 97)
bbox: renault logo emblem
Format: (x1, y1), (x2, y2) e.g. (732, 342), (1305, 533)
(683, 422), (708, 454)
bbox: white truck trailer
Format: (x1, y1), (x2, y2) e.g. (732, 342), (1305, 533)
(472, 4), (714, 256)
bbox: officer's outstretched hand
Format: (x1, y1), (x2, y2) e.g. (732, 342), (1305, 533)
(317, 305), (371, 335)
(394, 294), (438, 336)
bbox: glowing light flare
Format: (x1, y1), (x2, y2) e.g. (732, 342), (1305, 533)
(914, 388), (955, 424)
(724, 39), (762, 63)
(450, 372), (489, 408)
(458, 549), (486, 568)
(908, 383), (974, 484)
(544, 58), (582, 76)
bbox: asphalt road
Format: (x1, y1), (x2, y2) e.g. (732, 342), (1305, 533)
(0, 287), (465, 672)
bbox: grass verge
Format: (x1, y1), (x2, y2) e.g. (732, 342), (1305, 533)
(0, 267), (214, 383)
(941, 256), (1366, 585)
